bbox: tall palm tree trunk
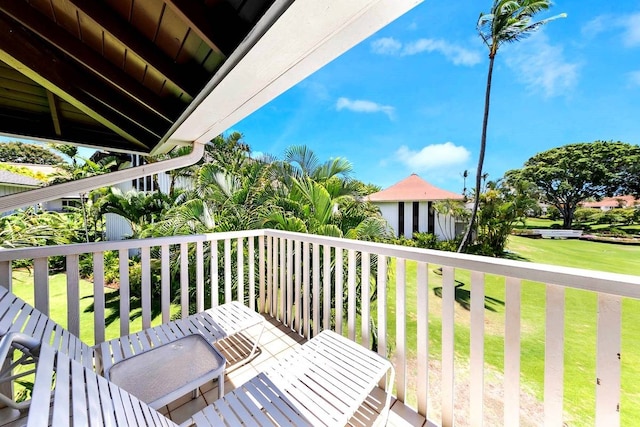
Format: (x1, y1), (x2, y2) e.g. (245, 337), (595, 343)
(458, 54), (495, 253)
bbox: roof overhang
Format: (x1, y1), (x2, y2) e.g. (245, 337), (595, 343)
(0, 0), (423, 212)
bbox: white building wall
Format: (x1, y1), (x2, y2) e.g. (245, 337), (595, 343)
(105, 213), (133, 241)
(376, 202), (398, 236)
(373, 200), (460, 241)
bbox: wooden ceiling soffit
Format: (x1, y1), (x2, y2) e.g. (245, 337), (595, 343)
(0, 16), (154, 150)
(164, 0), (250, 57)
(0, 108), (147, 154)
(64, 0), (208, 97)
(0, 0), (180, 123)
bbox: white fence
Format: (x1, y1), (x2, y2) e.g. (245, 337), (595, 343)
(0, 229), (638, 426)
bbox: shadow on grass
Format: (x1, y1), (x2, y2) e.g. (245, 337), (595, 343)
(433, 283), (505, 312)
(501, 251), (530, 262)
(82, 291), (164, 327)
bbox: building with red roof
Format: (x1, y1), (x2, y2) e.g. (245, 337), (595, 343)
(367, 174), (465, 240)
(580, 195), (638, 211)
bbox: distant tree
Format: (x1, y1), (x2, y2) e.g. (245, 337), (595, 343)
(0, 141), (63, 165)
(506, 141), (638, 228)
(458, 0), (566, 253)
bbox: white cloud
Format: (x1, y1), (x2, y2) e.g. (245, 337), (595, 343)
(335, 97), (395, 119)
(505, 33), (579, 98)
(395, 142), (470, 171)
(370, 37), (481, 66)
(581, 12), (640, 47)
(621, 13), (640, 47)
(629, 70), (640, 87)
(370, 37), (402, 55)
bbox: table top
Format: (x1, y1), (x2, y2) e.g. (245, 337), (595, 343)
(108, 334), (226, 409)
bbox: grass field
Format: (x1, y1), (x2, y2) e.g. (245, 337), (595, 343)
(382, 236), (640, 426)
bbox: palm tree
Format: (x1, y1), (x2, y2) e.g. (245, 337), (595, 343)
(458, 0), (565, 252)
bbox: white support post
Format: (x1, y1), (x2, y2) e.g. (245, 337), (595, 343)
(504, 277), (522, 427)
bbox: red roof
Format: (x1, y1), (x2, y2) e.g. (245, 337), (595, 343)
(581, 196), (638, 208)
(367, 174), (464, 202)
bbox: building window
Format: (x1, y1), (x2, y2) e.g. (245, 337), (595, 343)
(130, 155), (155, 192)
(412, 202), (419, 234)
(61, 199), (81, 212)
(398, 202), (404, 237)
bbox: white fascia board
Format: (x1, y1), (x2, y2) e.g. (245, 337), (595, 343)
(167, 0), (423, 145)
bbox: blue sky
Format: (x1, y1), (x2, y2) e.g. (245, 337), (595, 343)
(230, 1), (640, 193)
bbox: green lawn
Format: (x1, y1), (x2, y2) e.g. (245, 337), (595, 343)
(382, 236), (640, 426)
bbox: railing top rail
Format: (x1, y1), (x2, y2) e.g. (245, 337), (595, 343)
(263, 229), (640, 299)
(0, 229), (265, 261)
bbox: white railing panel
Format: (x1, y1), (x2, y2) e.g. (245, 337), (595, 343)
(335, 248), (343, 336)
(237, 237), (244, 304)
(377, 255), (387, 360)
(140, 247), (151, 330)
(312, 243), (320, 337)
(595, 293), (621, 427)
(93, 252), (105, 344)
(259, 235), (265, 313)
(347, 249), (356, 341)
(303, 241), (310, 338)
(361, 252), (370, 349)
(395, 257), (407, 403)
(286, 239), (293, 327)
(266, 236), (273, 316)
(65, 254), (80, 338)
(470, 270), (485, 427)
(249, 236), (256, 311)
(0, 261), (11, 292)
(441, 266), (455, 427)
(323, 245), (331, 332)
(159, 245), (169, 324)
(33, 257), (49, 315)
(211, 240), (219, 307)
(180, 243), (189, 317)
(224, 239), (232, 304)
(504, 277), (522, 427)
(416, 260), (428, 417)
(279, 238), (285, 320)
(544, 284), (565, 426)
(196, 241), (204, 313)
(294, 240), (301, 332)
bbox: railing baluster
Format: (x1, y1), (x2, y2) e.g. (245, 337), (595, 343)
(361, 252), (370, 348)
(33, 257), (49, 315)
(249, 237), (255, 310)
(416, 261), (428, 417)
(377, 255), (387, 360)
(272, 237), (279, 318)
(286, 239), (293, 327)
(335, 248), (343, 335)
(322, 245), (331, 332)
(224, 239), (232, 303)
(595, 293), (621, 427)
(196, 241), (204, 312)
(470, 271), (485, 427)
(93, 251), (106, 344)
(259, 235), (265, 313)
(544, 284), (565, 426)
(159, 245), (169, 324)
(441, 266), (455, 427)
(279, 238), (285, 319)
(294, 240), (301, 332)
(303, 241), (310, 338)
(66, 254), (80, 337)
(504, 277), (522, 427)
(180, 242), (189, 317)
(140, 247), (151, 330)
(211, 240), (219, 307)
(266, 236), (272, 316)
(347, 249), (356, 341)
(395, 257), (406, 403)
(0, 260), (11, 291)
(312, 243), (320, 337)
(237, 238), (244, 304)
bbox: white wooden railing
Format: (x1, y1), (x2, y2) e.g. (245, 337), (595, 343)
(0, 229), (638, 426)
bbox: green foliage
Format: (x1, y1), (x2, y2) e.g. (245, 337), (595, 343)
(0, 141), (63, 165)
(574, 207), (599, 223)
(472, 180), (538, 256)
(0, 163), (48, 181)
(546, 205), (561, 220)
(506, 141), (640, 228)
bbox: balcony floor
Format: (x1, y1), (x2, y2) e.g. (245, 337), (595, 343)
(162, 316), (431, 427)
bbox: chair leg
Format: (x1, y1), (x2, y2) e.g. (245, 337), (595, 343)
(247, 322), (265, 362)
